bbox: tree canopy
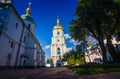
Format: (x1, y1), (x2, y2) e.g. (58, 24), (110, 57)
(70, 0), (120, 64)
(70, 0), (120, 40)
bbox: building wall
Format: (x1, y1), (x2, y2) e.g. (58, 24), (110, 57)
(0, 3), (45, 68)
(19, 21), (45, 67)
(18, 45), (26, 66)
(25, 48), (35, 66)
(53, 29), (64, 37)
(23, 20), (36, 34)
(0, 35), (13, 66)
(6, 7), (23, 42)
(40, 50), (45, 66)
(36, 50), (41, 67)
(85, 46), (103, 64)
(36, 46), (45, 67)
(0, 5), (23, 66)
(85, 46), (114, 64)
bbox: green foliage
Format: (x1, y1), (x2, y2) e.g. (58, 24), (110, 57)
(62, 50), (85, 66)
(69, 67), (120, 75)
(70, 0), (120, 64)
(76, 44), (82, 52)
(70, 0), (117, 40)
(68, 63), (120, 74)
(115, 0), (120, 3)
(46, 58), (51, 64)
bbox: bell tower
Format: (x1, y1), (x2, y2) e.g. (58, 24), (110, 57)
(51, 17), (66, 67)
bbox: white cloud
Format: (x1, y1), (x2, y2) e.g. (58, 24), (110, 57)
(44, 45), (50, 49)
(64, 34), (71, 39)
(70, 39), (80, 45)
(66, 48), (73, 52)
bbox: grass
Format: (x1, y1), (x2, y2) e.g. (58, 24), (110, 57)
(69, 67), (120, 75)
(68, 63), (120, 75)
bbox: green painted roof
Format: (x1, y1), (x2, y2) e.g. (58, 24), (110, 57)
(21, 14), (35, 23)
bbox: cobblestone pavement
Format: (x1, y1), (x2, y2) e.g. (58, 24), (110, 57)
(0, 67), (120, 79)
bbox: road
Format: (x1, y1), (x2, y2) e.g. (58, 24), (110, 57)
(0, 67), (120, 79)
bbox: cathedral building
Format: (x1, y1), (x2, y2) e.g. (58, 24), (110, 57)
(0, 0), (45, 68)
(85, 37), (120, 64)
(51, 18), (66, 67)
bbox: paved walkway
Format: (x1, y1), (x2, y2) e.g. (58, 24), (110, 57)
(0, 67), (120, 79)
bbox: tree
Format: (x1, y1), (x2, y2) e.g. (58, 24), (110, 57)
(62, 52), (70, 62)
(62, 50), (84, 66)
(62, 51), (75, 65)
(46, 58), (50, 64)
(70, 0), (120, 66)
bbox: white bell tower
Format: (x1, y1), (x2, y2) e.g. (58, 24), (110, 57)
(51, 17), (66, 67)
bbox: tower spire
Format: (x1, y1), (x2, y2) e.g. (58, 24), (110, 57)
(26, 2), (32, 14)
(57, 16), (60, 25)
(54, 16), (63, 30)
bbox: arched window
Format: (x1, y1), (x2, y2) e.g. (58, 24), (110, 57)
(23, 36), (26, 42)
(57, 31), (59, 35)
(58, 39), (59, 42)
(57, 47), (60, 54)
(15, 22), (18, 29)
(28, 24), (31, 29)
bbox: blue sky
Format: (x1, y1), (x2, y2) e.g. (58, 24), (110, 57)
(13, 0), (78, 59)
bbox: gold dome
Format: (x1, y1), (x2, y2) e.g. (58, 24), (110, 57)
(53, 17), (63, 30)
(26, 7), (31, 14)
(54, 25), (63, 30)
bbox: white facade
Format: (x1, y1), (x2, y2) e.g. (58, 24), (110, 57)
(85, 46), (103, 64)
(85, 37), (120, 64)
(0, 3), (24, 66)
(0, 2), (45, 68)
(51, 18), (66, 67)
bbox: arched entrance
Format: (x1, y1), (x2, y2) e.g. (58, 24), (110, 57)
(56, 56), (63, 67)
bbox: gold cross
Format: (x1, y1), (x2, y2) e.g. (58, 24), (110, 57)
(28, 2), (32, 7)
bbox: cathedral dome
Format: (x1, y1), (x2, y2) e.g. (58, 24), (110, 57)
(21, 2), (35, 23)
(54, 25), (63, 30)
(53, 18), (63, 30)
(26, 7), (31, 14)
(21, 14), (34, 23)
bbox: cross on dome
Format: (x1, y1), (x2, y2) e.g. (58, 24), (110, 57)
(28, 2), (32, 7)
(26, 2), (32, 14)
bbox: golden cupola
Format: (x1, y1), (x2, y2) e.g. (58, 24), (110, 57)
(26, 2), (32, 14)
(21, 2), (35, 23)
(54, 17), (63, 30)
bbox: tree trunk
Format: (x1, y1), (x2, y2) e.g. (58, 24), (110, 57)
(107, 39), (120, 63)
(98, 36), (107, 67)
(83, 53), (86, 65)
(96, 19), (107, 68)
(107, 39), (116, 62)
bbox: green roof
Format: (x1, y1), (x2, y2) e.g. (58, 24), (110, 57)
(21, 14), (35, 23)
